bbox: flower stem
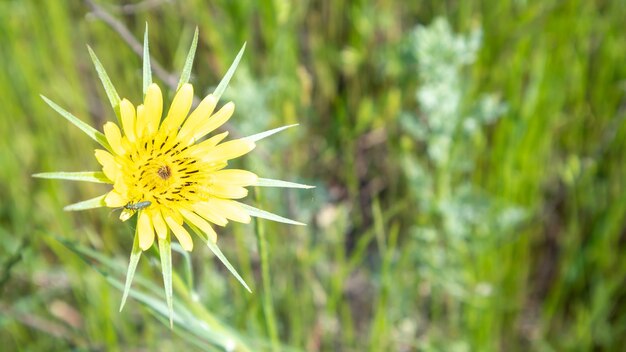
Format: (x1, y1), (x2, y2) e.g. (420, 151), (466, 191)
(254, 188), (280, 351)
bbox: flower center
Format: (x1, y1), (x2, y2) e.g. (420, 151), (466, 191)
(158, 165), (172, 180)
(123, 133), (204, 208)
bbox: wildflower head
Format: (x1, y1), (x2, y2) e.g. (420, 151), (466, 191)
(34, 26), (313, 327)
(98, 82), (257, 251)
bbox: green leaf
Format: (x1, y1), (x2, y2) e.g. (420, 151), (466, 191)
(158, 235), (174, 328)
(143, 23), (152, 98)
(54, 235), (162, 298)
(120, 228), (143, 311)
(243, 124), (298, 143)
(87, 45), (122, 121)
(213, 42), (246, 102)
(41, 95), (112, 151)
(177, 27), (199, 91)
(33, 171), (111, 184)
(254, 177), (314, 189)
(52, 236), (252, 351)
(189, 225), (251, 293)
(63, 194), (107, 211)
(51, 235), (115, 277)
(239, 203), (306, 226)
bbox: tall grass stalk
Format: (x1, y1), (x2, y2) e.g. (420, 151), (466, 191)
(254, 188), (280, 351)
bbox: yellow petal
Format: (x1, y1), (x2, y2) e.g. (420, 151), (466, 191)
(94, 149), (119, 181)
(94, 149), (115, 167)
(192, 202), (229, 226)
(178, 94), (217, 144)
(191, 102), (235, 142)
(206, 184), (248, 199)
(180, 208), (217, 243)
(188, 131), (229, 157)
(138, 211), (155, 250)
(144, 83), (163, 135)
(151, 209), (168, 240)
(135, 104), (146, 139)
(112, 176), (130, 195)
(120, 99), (137, 142)
(210, 169), (258, 186)
(104, 190), (126, 207)
(206, 198), (251, 224)
(119, 209), (134, 222)
(161, 83), (193, 132)
(200, 139), (256, 163)
(103, 122), (125, 156)
(164, 216), (193, 251)
(168, 208), (184, 224)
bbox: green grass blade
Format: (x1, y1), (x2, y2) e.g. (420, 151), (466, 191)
(53, 236), (248, 350)
(253, 189), (280, 351)
(87, 45), (122, 122)
(239, 203), (306, 226)
(63, 194), (107, 211)
(213, 42), (246, 102)
(33, 171), (111, 184)
(51, 235), (113, 277)
(143, 23), (152, 97)
(254, 178), (314, 189)
(171, 243), (194, 292)
(243, 124), (298, 143)
(189, 225), (251, 292)
(56, 235), (165, 298)
(158, 235), (174, 328)
(41, 95), (112, 151)
(120, 228), (143, 312)
(177, 27), (199, 91)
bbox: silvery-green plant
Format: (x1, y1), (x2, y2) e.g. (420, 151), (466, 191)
(400, 17), (526, 346)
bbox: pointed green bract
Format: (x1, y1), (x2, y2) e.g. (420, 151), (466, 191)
(87, 46), (122, 122)
(120, 228), (143, 312)
(207, 238), (252, 293)
(239, 203), (306, 226)
(64, 194), (107, 211)
(41, 95), (112, 151)
(189, 225), (251, 292)
(243, 124), (298, 143)
(177, 27), (199, 91)
(213, 42), (246, 102)
(143, 23), (152, 98)
(158, 235), (174, 328)
(254, 177), (314, 189)
(33, 171), (111, 184)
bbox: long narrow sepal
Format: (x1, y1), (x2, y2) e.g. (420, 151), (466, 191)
(33, 171), (111, 184)
(63, 194), (107, 211)
(239, 203), (306, 226)
(254, 177), (314, 189)
(213, 42), (246, 102)
(243, 124), (298, 143)
(158, 235), (174, 328)
(177, 27), (199, 91)
(188, 225), (251, 293)
(40, 95), (112, 151)
(143, 23), (152, 98)
(87, 45), (122, 122)
(120, 227), (143, 311)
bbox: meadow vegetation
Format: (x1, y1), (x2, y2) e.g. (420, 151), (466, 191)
(0, 0), (625, 351)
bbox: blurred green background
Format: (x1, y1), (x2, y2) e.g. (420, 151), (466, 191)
(1, 0), (625, 351)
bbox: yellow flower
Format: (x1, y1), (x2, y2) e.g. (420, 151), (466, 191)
(34, 27), (312, 326)
(99, 82), (257, 251)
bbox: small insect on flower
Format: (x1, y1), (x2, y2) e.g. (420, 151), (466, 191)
(118, 201), (152, 222)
